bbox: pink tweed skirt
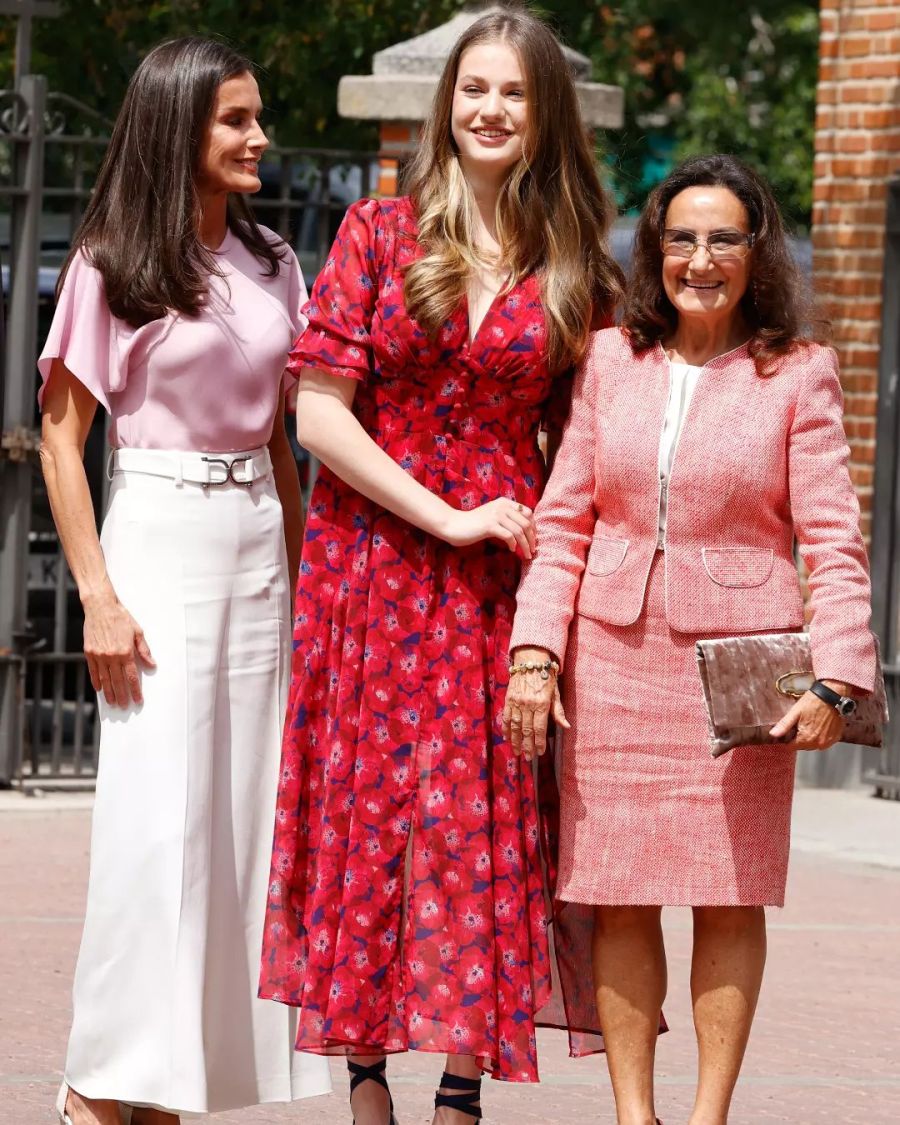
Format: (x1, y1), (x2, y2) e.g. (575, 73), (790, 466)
(557, 552), (796, 907)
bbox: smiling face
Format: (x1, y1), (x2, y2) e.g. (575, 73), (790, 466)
(661, 186), (753, 327)
(197, 71), (268, 197)
(450, 40), (527, 182)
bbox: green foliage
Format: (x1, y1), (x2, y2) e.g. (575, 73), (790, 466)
(0, 0), (820, 226)
(0, 0), (461, 147)
(672, 10), (819, 230)
(544, 0), (820, 229)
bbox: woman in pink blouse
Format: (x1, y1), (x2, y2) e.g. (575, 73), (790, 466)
(39, 38), (330, 1125)
(506, 155), (876, 1124)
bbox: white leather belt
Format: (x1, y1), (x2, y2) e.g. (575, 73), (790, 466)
(109, 447), (272, 488)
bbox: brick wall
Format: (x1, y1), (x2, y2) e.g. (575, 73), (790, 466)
(814, 0), (900, 541)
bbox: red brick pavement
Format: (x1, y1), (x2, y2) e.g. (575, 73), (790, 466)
(1, 806), (898, 1125)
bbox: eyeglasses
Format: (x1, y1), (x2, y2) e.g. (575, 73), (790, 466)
(661, 228), (755, 261)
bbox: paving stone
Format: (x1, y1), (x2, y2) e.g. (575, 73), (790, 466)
(1, 807), (898, 1124)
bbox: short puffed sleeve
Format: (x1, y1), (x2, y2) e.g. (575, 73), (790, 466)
(288, 198), (383, 382)
(37, 250), (121, 412)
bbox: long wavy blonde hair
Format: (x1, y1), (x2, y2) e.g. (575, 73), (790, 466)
(402, 8), (623, 374)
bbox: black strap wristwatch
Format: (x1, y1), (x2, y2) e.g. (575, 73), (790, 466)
(810, 679), (857, 717)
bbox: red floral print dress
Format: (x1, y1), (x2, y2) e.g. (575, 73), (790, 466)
(259, 197), (572, 1082)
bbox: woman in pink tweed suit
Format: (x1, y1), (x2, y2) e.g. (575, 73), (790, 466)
(506, 155), (877, 1125)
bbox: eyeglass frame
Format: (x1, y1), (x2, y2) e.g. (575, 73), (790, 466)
(659, 227), (756, 260)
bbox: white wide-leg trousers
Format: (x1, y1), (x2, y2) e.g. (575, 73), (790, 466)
(64, 453), (330, 1115)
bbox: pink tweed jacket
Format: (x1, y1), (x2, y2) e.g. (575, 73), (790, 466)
(509, 327), (877, 692)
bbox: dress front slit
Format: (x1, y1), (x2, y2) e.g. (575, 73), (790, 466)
(259, 196), (575, 1081)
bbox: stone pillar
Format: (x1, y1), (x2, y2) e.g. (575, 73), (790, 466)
(813, 0), (900, 542)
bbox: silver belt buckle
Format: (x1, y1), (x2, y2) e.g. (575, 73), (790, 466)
(201, 455), (253, 487)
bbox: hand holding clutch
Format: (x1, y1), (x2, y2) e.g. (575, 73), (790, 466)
(695, 632), (887, 758)
(768, 685), (847, 751)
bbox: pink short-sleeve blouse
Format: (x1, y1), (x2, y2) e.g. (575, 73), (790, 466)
(38, 225), (307, 452)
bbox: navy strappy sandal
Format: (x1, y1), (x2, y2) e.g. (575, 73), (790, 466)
(434, 1071), (482, 1121)
(347, 1057), (397, 1125)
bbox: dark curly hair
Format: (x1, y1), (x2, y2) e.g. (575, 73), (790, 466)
(623, 154), (825, 374)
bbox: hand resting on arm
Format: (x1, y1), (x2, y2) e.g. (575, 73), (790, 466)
(295, 367), (537, 558)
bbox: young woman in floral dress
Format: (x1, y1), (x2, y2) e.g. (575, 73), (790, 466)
(259, 11), (622, 1123)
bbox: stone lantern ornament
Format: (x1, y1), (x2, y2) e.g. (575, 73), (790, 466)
(337, 4), (624, 197)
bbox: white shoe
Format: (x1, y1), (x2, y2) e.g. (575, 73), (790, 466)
(55, 1083), (73, 1125)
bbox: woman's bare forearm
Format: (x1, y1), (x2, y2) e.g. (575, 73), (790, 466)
(39, 437), (114, 608)
(295, 368), (535, 557)
(40, 365), (116, 608)
(297, 387), (452, 538)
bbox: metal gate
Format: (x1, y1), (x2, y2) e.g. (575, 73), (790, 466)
(868, 176), (900, 799)
(0, 75), (377, 786)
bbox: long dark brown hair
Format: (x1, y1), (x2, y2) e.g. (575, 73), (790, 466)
(58, 37), (284, 327)
(402, 8), (623, 374)
(623, 154), (823, 373)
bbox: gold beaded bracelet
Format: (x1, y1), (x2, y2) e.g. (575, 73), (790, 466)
(508, 658), (560, 680)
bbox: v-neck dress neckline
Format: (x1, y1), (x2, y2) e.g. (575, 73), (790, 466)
(463, 282), (508, 349)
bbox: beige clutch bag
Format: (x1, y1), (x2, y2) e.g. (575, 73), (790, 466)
(695, 631), (888, 759)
